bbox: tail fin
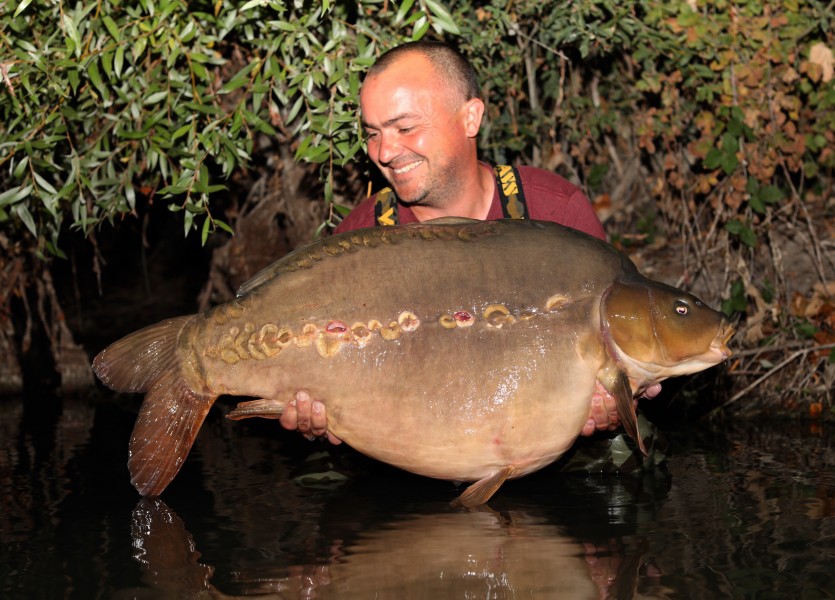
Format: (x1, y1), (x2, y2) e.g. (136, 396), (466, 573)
(92, 317), (216, 497)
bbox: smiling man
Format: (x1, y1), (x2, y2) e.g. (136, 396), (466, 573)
(281, 40), (660, 449)
(333, 42), (605, 237)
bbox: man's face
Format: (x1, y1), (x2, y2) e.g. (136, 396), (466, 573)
(359, 53), (476, 206)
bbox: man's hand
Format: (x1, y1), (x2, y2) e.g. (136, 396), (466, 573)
(580, 382), (662, 437)
(279, 390), (342, 445)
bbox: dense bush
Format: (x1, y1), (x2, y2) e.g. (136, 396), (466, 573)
(1, 0), (832, 409)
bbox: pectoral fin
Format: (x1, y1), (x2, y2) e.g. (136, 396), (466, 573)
(612, 370), (647, 456)
(450, 466), (515, 509)
(226, 398), (285, 420)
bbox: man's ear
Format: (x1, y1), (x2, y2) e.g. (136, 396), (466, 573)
(462, 98), (484, 138)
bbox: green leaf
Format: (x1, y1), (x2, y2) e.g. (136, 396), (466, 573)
(114, 45), (125, 78)
(724, 218), (757, 247)
(171, 123), (192, 141)
(102, 15), (121, 41)
(201, 214), (211, 245)
(760, 185), (782, 204)
(795, 321), (818, 338)
(721, 279), (747, 316)
(159, 186), (184, 197)
(183, 208), (194, 235)
(241, 0), (266, 10)
(63, 13), (82, 57)
(704, 148), (723, 170)
(0, 185), (33, 207)
(101, 51), (114, 79)
(395, 0), (415, 24)
(720, 151), (738, 175)
(424, 0), (460, 34)
(125, 182), (136, 211)
(87, 60), (110, 101)
(749, 194), (765, 214)
(134, 36), (148, 61)
(286, 95), (305, 124)
(13, 156), (30, 179)
(721, 131), (738, 154)
(14, 0), (34, 17)
(13, 203), (37, 236)
(144, 90), (169, 105)
(412, 18), (431, 41)
(116, 130), (149, 140)
(332, 203), (352, 217)
(214, 219), (234, 235)
(33, 172), (58, 195)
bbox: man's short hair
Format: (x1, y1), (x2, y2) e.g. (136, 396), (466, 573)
(368, 40), (481, 103)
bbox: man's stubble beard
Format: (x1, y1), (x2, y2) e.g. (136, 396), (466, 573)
(394, 157), (466, 210)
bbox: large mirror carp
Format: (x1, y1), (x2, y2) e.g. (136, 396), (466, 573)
(93, 218), (734, 507)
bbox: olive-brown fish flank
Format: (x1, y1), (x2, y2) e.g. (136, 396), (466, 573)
(93, 218), (734, 506)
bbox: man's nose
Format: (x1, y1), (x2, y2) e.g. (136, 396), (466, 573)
(376, 132), (400, 165)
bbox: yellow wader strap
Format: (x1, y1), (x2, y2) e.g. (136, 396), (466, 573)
(373, 165), (528, 226)
(493, 164), (529, 220)
(374, 187), (398, 226)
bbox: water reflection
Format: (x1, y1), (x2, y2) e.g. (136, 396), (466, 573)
(1, 392), (834, 599)
(124, 498), (613, 599)
(120, 500), (217, 599)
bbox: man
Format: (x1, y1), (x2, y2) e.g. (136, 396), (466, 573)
(281, 40), (660, 449)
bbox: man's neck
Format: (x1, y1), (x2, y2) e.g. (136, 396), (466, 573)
(410, 162), (495, 222)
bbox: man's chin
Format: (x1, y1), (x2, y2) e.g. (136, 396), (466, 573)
(394, 191), (428, 206)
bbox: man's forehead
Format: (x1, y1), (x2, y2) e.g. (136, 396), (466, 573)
(360, 77), (436, 125)
(359, 52), (466, 125)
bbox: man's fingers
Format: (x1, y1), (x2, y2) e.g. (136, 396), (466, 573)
(588, 394), (611, 432)
(279, 400), (298, 431)
(294, 391), (313, 433)
(325, 432), (344, 445)
(277, 391), (342, 444)
(581, 418), (597, 437)
(279, 391), (314, 432)
(642, 383), (662, 399)
(310, 401), (328, 436)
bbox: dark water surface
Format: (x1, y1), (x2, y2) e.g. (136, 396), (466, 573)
(2, 391), (833, 599)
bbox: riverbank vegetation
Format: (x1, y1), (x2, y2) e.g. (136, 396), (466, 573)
(1, 0), (832, 417)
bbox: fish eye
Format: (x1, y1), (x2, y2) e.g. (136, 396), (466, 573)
(674, 300), (689, 315)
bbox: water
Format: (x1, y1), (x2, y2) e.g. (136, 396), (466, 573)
(2, 391), (833, 599)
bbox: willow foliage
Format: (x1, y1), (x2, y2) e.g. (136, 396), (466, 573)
(0, 0), (459, 254)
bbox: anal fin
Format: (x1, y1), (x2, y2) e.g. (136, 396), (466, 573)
(450, 466), (514, 509)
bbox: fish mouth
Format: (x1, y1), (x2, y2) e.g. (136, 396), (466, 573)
(711, 320), (736, 360)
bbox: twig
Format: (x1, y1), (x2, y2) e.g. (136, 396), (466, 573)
(729, 340), (821, 358)
(1, 62), (15, 97)
(718, 342), (835, 410)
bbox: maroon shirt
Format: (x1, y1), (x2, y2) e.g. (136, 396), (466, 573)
(334, 163), (605, 240)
